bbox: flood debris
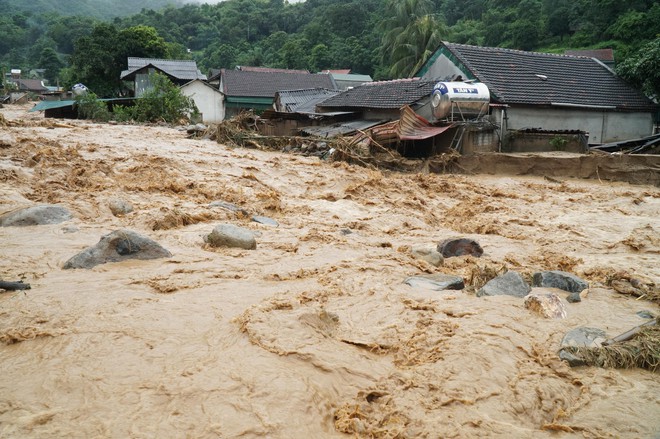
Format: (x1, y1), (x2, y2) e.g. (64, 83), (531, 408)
(63, 229), (172, 269)
(559, 319), (659, 371)
(404, 274), (464, 291)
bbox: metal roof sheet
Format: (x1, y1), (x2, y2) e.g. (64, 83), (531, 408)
(301, 119), (384, 138)
(275, 88), (340, 113)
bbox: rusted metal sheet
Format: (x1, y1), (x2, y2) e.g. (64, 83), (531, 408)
(397, 105), (453, 140)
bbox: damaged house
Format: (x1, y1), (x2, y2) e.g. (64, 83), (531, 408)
(415, 42), (659, 149)
(121, 57), (207, 97)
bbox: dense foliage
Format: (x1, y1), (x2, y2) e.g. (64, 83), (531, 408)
(1, 0), (658, 98)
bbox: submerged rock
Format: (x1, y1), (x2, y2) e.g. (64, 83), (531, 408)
(558, 327), (607, 366)
(437, 238), (483, 258)
(252, 215), (279, 227)
(524, 290), (567, 319)
(567, 292), (582, 303)
(108, 199), (134, 216)
(532, 270), (588, 293)
(411, 246), (444, 267)
(404, 274), (464, 291)
(476, 271), (531, 298)
(206, 224), (257, 250)
(0, 204), (72, 227)
(63, 229), (171, 269)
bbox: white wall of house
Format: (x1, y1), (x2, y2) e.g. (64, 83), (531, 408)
(180, 80), (225, 123)
(504, 106), (654, 144)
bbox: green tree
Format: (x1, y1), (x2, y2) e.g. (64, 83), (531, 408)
(380, 0), (447, 78)
(38, 47), (64, 84)
(617, 37), (660, 101)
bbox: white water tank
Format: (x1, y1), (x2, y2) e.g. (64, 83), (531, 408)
(431, 82), (490, 119)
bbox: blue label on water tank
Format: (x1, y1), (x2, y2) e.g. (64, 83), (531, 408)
(453, 87), (478, 94)
(434, 83), (449, 94)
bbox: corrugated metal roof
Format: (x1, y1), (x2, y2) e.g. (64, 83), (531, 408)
(318, 79), (436, 109)
(330, 73), (373, 82)
(397, 105), (453, 140)
(301, 119), (384, 138)
(275, 88), (340, 113)
(121, 57), (206, 81)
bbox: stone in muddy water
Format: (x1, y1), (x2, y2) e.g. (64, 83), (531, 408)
(404, 274), (464, 291)
(63, 229), (172, 269)
(252, 215), (279, 227)
(437, 238), (483, 258)
(524, 290), (567, 319)
(636, 310), (655, 319)
(209, 201), (249, 216)
(558, 327), (607, 366)
(207, 224), (256, 250)
(0, 204), (72, 227)
(567, 292), (582, 303)
(532, 270), (588, 293)
(108, 199), (133, 216)
(411, 246), (443, 267)
(476, 271), (531, 298)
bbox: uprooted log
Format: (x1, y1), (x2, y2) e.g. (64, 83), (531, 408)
(561, 318), (659, 371)
(0, 280), (31, 291)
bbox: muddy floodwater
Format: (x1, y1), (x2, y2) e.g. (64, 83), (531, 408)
(1, 105), (659, 438)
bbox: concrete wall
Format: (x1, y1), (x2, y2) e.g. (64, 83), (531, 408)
(180, 81), (225, 123)
(505, 106), (654, 144)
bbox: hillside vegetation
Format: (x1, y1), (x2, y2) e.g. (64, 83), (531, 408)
(1, 0), (658, 98)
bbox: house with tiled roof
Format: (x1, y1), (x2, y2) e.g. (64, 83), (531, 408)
(215, 68), (337, 119)
(121, 57), (206, 97)
(564, 48), (615, 68)
(14, 79), (49, 94)
(416, 42), (658, 145)
(317, 78), (437, 120)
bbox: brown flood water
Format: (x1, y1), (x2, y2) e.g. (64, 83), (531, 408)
(1, 105), (659, 438)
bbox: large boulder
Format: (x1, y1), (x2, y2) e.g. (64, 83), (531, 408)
(532, 270), (588, 293)
(206, 224), (257, 250)
(437, 238), (483, 258)
(404, 274), (464, 291)
(63, 229), (171, 269)
(0, 204), (72, 227)
(524, 290), (567, 319)
(411, 246), (444, 267)
(476, 271), (531, 298)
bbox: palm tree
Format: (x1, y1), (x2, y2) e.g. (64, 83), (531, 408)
(380, 0), (447, 78)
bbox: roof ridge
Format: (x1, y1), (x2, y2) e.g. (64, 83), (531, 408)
(445, 41), (599, 60)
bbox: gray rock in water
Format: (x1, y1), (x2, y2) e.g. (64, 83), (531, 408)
(0, 204), (72, 227)
(252, 215), (279, 227)
(567, 292), (582, 303)
(209, 201), (249, 216)
(637, 310), (655, 319)
(532, 270), (588, 293)
(524, 290), (567, 319)
(404, 274), (464, 291)
(206, 224), (256, 250)
(108, 199), (134, 216)
(411, 246), (444, 267)
(63, 229), (171, 269)
(559, 327), (607, 366)
(437, 238), (483, 258)
(477, 271), (531, 298)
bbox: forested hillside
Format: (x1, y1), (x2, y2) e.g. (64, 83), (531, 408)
(1, 0), (658, 99)
(0, 0), (185, 19)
